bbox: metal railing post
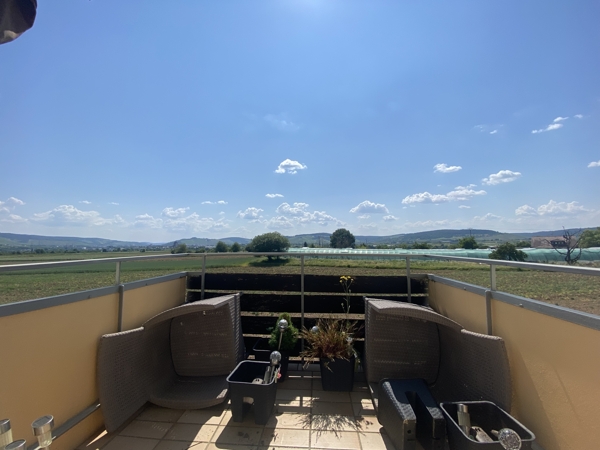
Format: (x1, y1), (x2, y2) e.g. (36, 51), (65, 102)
(300, 255), (305, 363)
(406, 256), (412, 303)
(201, 254), (206, 300)
(490, 264), (497, 291)
(485, 289), (493, 335)
(115, 262), (121, 285)
(117, 284), (125, 332)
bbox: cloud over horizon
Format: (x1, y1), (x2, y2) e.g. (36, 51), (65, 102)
(402, 185), (486, 204)
(349, 200), (389, 214)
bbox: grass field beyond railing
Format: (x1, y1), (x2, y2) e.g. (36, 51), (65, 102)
(1, 253), (599, 315)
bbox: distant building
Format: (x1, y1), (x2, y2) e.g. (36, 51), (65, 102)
(531, 236), (568, 249)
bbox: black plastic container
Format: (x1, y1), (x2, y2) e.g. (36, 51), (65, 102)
(440, 401), (536, 449)
(252, 338), (290, 382)
(227, 360), (279, 425)
(319, 355), (355, 391)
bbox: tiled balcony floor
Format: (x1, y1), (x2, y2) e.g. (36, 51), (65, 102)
(78, 364), (399, 450)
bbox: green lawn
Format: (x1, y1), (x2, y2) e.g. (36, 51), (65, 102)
(1, 254), (599, 316)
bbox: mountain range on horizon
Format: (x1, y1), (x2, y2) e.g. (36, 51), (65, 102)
(0, 228), (589, 250)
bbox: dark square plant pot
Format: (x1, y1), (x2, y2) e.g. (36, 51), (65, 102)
(440, 401), (536, 450)
(319, 355), (355, 391)
(252, 338), (290, 382)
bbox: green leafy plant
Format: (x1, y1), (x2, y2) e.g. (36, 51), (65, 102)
(268, 313), (298, 352)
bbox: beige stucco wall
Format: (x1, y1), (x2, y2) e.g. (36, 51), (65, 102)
(0, 276), (186, 450)
(428, 279), (600, 450)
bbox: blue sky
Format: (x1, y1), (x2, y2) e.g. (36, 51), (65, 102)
(1, 1), (599, 242)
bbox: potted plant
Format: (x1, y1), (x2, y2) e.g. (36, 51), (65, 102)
(300, 276), (360, 391)
(252, 313), (298, 382)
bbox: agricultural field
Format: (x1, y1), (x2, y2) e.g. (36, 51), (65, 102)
(1, 253), (599, 315)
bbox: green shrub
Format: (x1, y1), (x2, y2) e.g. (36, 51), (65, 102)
(268, 313), (298, 352)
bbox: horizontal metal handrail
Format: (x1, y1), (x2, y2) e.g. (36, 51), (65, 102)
(1, 251), (599, 276)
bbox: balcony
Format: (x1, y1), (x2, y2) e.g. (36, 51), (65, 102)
(1, 252), (599, 450)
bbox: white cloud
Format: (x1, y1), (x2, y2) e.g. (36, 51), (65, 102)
(277, 202), (310, 216)
(574, 114), (584, 119)
(162, 207), (189, 218)
(266, 193), (284, 198)
(349, 200), (389, 214)
(264, 114), (300, 132)
(588, 160), (600, 168)
(32, 205), (125, 227)
(515, 205), (537, 216)
(433, 163), (462, 173)
(482, 170), (522, 186)
(402, 185), (486, 205)
(237, 207), (264, 220)
(474, 213), (502, 221)
(267, 216), (295, 229)
(275, 202), (342, 226)
(134, 214), (163, 228)
(553, 116), (569, 123)
(109, 202), (119, 206)
(358, 214), (371, 219)
(458, 205), (471, 209)
(515, 200), (588, 217)
(532, 123), (563, 134)
(0, 214), (27, 223)
(275, 159), (307, 174)
(201, 200), (228, 205)
(163, 213), (229, 233)
(0, 197), (24, 213)
(383, 215), (398, 221)
(79, 200), (91, 204)
(489, 130), (498, 135)
(358, 222), (377, 231)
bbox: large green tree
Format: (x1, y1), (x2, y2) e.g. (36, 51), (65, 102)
(214, 241), (229, 252)
(489, 243), (528, 261)
(580, 227), (600, 248)
(246, 232), (290, 259)
(458, 236), (478, 249)
(330, 228), (355, 248)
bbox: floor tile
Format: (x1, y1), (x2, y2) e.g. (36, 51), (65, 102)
(265, 412), (311, 429)
(259, 428), (311, 448)
(154, 441), (207, 450)
(352, 400), (376, 416)
(311, 415), (359, 432)
(178, 409), (226, 426)
(101, 436), (160, 450)
(163, 424), (218, 443)
(206, 444), (258, 450)
(358, 431), (396, 449)
(352, 383), (369, 393)
(138, 406), (185, 423)
(353, 416), (382, 433)
(311, 401), (354, 416)
(220, 409), (268, 427)
(275, 389), (312, 401)
(211, 425), (263, 446)
(274, 399), (313, 414)
(120, 421), (173, 439)
(349, 391), (370, 403)
(311, 391), (352, 403)
(277, 377), (312, 390)
(310, 430), (361, 449)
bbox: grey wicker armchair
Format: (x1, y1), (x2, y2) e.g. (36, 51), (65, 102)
(364, 298), (512, 412)
(97, 294), (244, 432)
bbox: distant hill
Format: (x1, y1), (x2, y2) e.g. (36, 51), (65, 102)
(174, 237), (251, 247)
(0, 228), (592, 251)
(0, 232), (150, 249)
